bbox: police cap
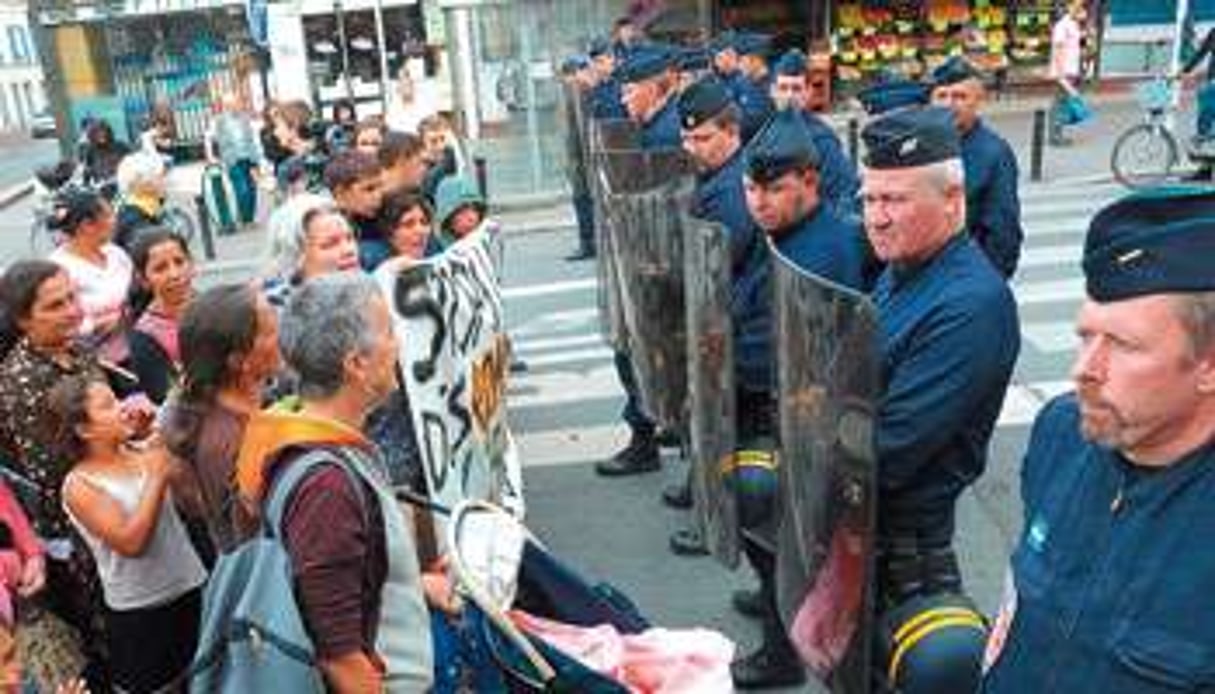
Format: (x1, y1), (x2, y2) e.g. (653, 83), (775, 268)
(857, 70), (929, 116)
(588, 36), (612, 58)
(861, 106), (960, 170)
(744, 108), (821, 183)
(560, 54), (589, 75)
(1082, 187), (1215, 302)
(774, 49), (808, 77)
(733, 32), (772, 58)
(617, 44), (673, 84)
(677, 46), (712, 73)
(677, 76), (734, 130)
(930, 56), (985, 89)
(709, 30), (737, 55)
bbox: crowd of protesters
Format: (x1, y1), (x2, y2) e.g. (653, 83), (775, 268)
(0, 80), (485, 691)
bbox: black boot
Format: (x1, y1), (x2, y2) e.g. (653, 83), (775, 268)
(595, 434), (660, 476)
(731, 637), (806, 689)
(668, 527), (708, 556)
(731, 588), (766, 619)
(661, 481), (692, 509)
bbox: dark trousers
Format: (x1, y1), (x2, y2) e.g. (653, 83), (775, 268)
(107, 588), (202, 693)
(613, 349), (654, 438)
(572, 189), (595, 252)
(228, 158), (258, 225)
(742, 534), (797, 656)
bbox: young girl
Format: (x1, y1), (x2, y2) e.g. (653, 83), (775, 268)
(128, 229), (195, 404)
(51, 374), (206, 693)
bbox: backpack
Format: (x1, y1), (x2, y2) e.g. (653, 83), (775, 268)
(188, 449), (362, 693)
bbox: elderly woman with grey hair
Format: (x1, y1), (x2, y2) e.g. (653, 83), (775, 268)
(237, 272), (443, 691)
(113, 150), (170, 251)
(261, 192), (360, 307)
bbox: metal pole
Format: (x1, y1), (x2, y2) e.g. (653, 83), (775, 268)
(1170, 0), (1192, 125)
(847, 117), (859, 165)
(1031, 108), (1046, 182)
(374, 0), (390, 114)
(334, 0), (354, 104)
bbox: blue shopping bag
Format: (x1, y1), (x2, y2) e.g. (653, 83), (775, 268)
(1058, 93), (1093, 126)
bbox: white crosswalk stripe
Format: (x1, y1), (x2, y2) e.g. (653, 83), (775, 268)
(504, 178), (1126, 457)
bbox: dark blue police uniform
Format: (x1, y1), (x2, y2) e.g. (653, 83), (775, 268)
(735, 74), (773, 142)
(800, 110), (861, 219)
(693, 147), (757, 274)
(639, 96), (681, 150)
(589, 78), (627, 120)
(983, 187), (1215, 693)
(960, 121), (1022, 278)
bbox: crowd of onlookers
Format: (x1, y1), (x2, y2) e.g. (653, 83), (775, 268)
(0, 90), (493, 692)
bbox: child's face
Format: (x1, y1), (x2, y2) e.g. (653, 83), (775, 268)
(82, 383), (133, 446)
(335, 176), (382, 219)
(449, 206), (483, 239)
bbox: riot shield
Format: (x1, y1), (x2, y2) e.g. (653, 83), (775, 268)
(682, 213), (740, 568)
(604, 161), (694, 431)
(587, 119), (638, 349)
(771, 249), (880, 694)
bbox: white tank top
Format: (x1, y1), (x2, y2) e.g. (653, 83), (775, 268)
(64, 465), (207, 611)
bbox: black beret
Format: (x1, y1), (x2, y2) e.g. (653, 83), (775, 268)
(588, 37), (612, 58)
(774, 49), (808, 76)
(733, 32), (771, 57)
(709, 30), (738, 55)
(930, 56), (985, 89)
(744, 109), (821, 183)
(1082, 187), (1215, 302)
(617, 44), (673, 84)
(856, 70), (929, 116)
(677, 47), (711, 73)
(678, 76), (733, 130)
(560, 54), (589, 75)
(861, 106), (960, 169)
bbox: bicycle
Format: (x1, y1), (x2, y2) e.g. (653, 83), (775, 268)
(1110, 75), (1215, 188)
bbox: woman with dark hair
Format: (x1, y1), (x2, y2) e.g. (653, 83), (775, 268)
(378, 188), (436, 263)
(325, 98), (358, 154)
(0, 260), (115, 689)
(47, 188), (133, 366)
(161, 284), (281, 556)
(80, 120), (130, 195)
(351, 117), (387, 156)
(128, 229), (194, 404)
(51, 373), (205, 693)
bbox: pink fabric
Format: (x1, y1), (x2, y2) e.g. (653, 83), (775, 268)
(509, 610), (734, 693)
(134, 308), (181, 365)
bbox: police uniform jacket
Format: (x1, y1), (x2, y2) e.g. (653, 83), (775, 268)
(961, 120), (1023, 278)
(735, 74), (774, 142)
(691, 146), (759, 276)
(799, 110), (862, 219)
(732, 205), (866, 395)
(873, 234), (1019, 539)
(590, 78), (627, 120)
(639, 95), (682, 150)
(983, 394), (1215, 693)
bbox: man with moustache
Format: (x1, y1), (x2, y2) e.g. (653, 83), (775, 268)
(982, 189), (1215, 692)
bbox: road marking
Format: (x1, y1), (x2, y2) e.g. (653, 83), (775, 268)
(513, 332), (606, 353)
(514, 423), (629, 468)
(1018, 244), (1080, 270)
(512, 308), (600, 337)
(520, 346), (615, 368)
(1023, 320), (1078, 354)
(508, 363), (622, 409)
(1013, 277), (1084, 306)
(503, 277), (597, 299)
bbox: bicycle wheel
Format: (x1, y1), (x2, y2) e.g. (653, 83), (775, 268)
(162, 205), (197, 246)
(1111, 123), (1179, 188)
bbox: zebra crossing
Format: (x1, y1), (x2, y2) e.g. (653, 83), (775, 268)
(503, 177), (1128, 466)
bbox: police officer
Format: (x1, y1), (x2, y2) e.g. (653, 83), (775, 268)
(856, 69), (929, 117)
(732, 32), (775, 142)
(595, 45), (680, 476)
(661, 76), (758, 534)
(930, 57), (1024, 279)
(770, 48), (861, 219)
(674, 46), (712, 93)
(982, 189), (1215, 693)
(559, 54), (597, 261)
(709, 30), (742, 86)
(860, 107), (1020, 692)
(587, 37), (627, 120)
(730, 108), (868, 689)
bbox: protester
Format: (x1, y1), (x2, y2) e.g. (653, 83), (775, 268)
(53, 373), (206, 693)
(264, 193), (361, 307)
(0, 476), (46, 690)
(238, 273), (436, 691)
(260, 101), (292, 172)
(379, 188), (436, 262)
(80, 120), (129, 196)
(113, 150), (171, 251)
(861, 107), (1019, 690)
(325, 98), (358, 154)
(0, 260), (120, 689)
(206, 92), (264, 231)
(385, 64), (436, 135)
(377, 131), (429, 196)
(127, 229), (194, 404)
(324, 150), (389, 270)
(433, 175), (486, 248)
(351, 118), (387, 156)
(930, 57), (1024, 278)
(162, 284), (281, 558)
(981, 189), (1215, 691)
(47, 188), (133, 366)
(418, 114), (463, 202)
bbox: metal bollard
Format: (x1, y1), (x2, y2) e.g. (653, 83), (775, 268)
(1030, 109), (1046, 182)
(847, 117), (860, 166)
(474, 156), (489, 202)
(194, 194), (217, 261)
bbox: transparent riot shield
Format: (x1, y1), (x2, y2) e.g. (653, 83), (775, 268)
(588, 120), (638, 349)
(605, 167), (694, 431)
(682, 213), (739, 568)
(771, 250), (880, 694)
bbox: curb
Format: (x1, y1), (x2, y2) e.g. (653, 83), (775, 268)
(0, 180), (34, 210)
